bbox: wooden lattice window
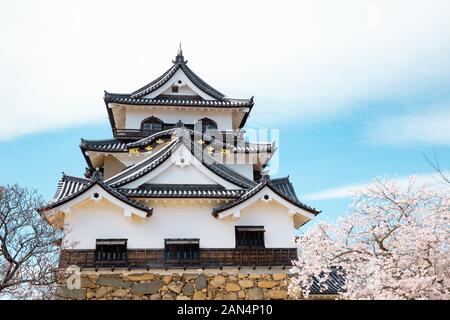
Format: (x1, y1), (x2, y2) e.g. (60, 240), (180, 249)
(164, 239), (200, 261)
(235, 226), (265, 248)
(95, 239), (127, 261)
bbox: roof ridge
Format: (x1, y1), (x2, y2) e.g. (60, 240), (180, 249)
(179, 63), (225, 100)
(61, 174), (91, 184)
(269, 176), (290, 182)
(105, 138), (182, 186)
(134, 183), (227, 189)
(185, 137), (257, 189)
(130, 63), (180, 98)
(81, 137), (123, 144)
(127, 128), (178, 148)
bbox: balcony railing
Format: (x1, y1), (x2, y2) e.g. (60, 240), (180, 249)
(59, 248), (298, 269)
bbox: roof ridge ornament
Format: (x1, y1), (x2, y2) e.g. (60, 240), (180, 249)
(172, 43), (187, 64)
(92, 167), (103, 182)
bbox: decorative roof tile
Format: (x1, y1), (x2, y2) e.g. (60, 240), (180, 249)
(80, 128), (272, 156)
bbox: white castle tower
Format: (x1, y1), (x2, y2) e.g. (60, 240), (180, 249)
(39, 47), (331, 300)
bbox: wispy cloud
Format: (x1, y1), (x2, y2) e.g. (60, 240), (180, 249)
(1, 1), (450, 140)
(302, 172), (446, 201)
(363, 105), (450, 146)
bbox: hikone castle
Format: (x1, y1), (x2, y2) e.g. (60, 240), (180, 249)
(39, 47), (344, 300)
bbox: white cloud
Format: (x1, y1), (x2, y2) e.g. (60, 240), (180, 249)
(1, 0), (450, 140)
(363, 105), (450, 146)
(302, 172), (446, 201)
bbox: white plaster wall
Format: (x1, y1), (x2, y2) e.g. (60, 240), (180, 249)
(121, 144), (242, 190)
(160, 84), (198, 96)
(148, 163), (217, 185)
(124, 108), (233, 131)
(224, 164), (254, 180)
(143, 68), (215, 100)
(64, 198), (296, 249)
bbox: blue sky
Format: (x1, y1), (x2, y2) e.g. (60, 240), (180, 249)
(1, 0), (449, 228)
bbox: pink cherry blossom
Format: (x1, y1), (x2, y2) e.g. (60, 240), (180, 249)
(289, 176), (450, 300)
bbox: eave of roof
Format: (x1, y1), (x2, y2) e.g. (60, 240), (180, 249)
(39, 175), (153, 216)
(104, 93), (253, 108)
(212, 178), (320, 217)
(118, 184), (246, 198)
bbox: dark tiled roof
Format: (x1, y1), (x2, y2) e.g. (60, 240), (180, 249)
(188, 136), (257, 189)
(81, 128), (272, 155)
(104, 92), (253, 108)
(80, 138), (130, 152)
(105, 129), (258, 189)
(310, 268), (346, 295)
(53, 174), (90, 201)
(126, 128), (179, 148)
(129, 52), (225, 100)
(118, 184), (246, 198)
(212, 178), (320, 217)
(106, 138), (182, 188)
(269, 176), (300, 202)
(41, 175), (152, 216)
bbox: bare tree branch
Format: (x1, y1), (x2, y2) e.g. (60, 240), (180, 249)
(0, 184), (61, 299)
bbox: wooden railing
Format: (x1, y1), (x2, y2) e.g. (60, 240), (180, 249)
(59, 248), (298, 269)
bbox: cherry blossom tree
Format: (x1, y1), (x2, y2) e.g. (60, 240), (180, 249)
(289, 176), (450, 300)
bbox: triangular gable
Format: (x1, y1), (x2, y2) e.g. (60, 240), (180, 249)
(39, 181), (152, 228)
(130, 50), (225, 101)
(212, 183), (319, 229)
(105, 129), (257, 189)
(119, 143), (243, 190)
(143, 68), (216, 100)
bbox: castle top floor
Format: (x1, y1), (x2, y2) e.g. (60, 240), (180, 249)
(104, 46), (254, 140)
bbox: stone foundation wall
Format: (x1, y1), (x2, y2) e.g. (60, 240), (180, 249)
(57, 271), (292, 300)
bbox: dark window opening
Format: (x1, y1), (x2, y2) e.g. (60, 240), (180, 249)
(95, 239), (127, 261)
(253, 170), (262, 182)
(164, 239), (200, 261)
(195, 117), (218, 133)
(141, 116), (164, 135)
(172, 85), (179, 93)
(235, 226), (265, 248)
